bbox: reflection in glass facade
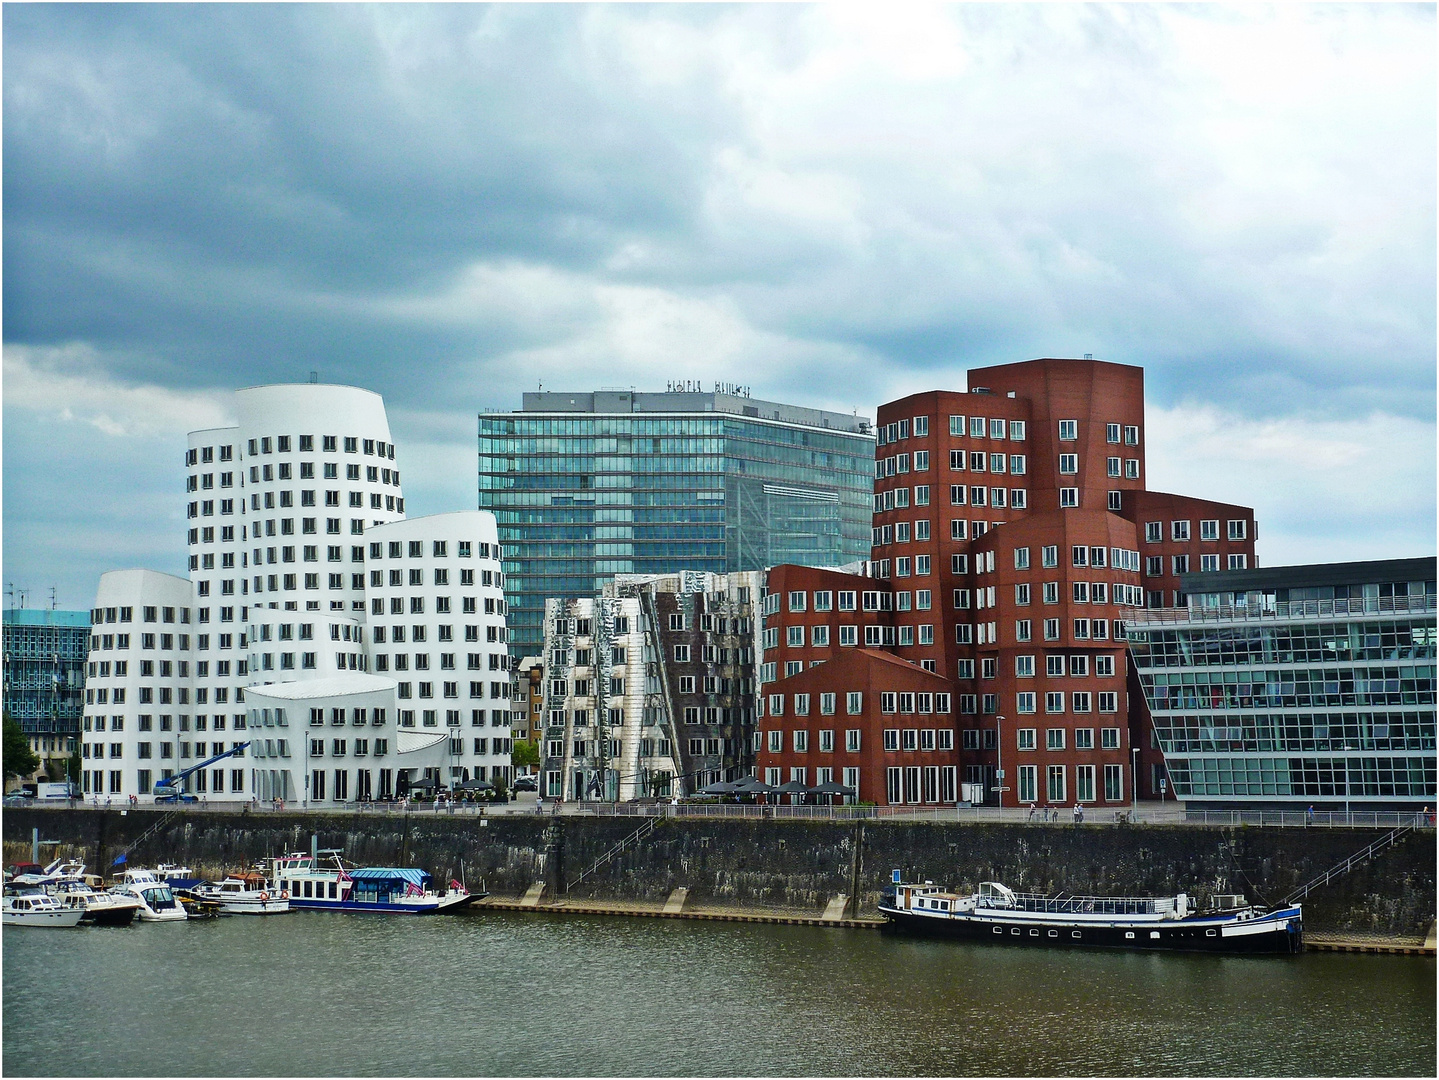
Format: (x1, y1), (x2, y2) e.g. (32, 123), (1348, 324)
(2, 609), (90, 767)
(480, 392), (874, 657)
(1128, 558), (1437, 803)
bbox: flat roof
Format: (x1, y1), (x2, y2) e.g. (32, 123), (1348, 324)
(495, 391), (872, 434)
(1180, 556), (1436, 594)
(3, 610), (91, 628)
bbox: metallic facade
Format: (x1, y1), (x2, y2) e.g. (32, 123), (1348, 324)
(2, 609), (89, 769)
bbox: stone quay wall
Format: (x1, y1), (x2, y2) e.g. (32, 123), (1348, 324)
(4, 808), (1433, 938)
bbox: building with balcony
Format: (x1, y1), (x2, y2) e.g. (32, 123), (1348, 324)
(3, 608), (89, 780)
(479, 390), (875, 658)
(1127, 557), (1436, 806)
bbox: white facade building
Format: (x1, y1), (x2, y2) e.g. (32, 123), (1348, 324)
(82, 384), (512, 804)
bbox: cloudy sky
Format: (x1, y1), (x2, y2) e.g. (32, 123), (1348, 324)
(4, 3), (1434, 609)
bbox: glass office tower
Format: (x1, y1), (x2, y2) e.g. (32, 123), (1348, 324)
(479, 390), (875, 657)
(1127, 557), (1436, 805)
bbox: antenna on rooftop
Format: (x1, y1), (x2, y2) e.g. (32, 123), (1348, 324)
(1084, 353), (1093, 360)
(309, 371), (318, 384)
(49, 587), (58, 611)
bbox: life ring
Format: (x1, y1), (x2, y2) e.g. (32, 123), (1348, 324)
(280, 890), (289, 900)
(259, 891), (270, 902)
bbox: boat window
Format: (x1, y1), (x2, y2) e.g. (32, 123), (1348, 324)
(1072, 931), (1082, 938)
(1048, 930), (1058, 937)
(993, 926), (1002, 934)
(329, 882), (338, 899)
(304, 880), (313, 897)
(1206, 929), (1217, 937)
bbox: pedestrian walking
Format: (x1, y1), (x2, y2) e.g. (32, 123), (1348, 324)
(1306, 804), (1315, 826)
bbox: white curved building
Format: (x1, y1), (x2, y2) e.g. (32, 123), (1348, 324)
(83, 384), (513, 805)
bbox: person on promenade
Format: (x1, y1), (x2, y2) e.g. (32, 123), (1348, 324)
(1306, 805), (1314, 826)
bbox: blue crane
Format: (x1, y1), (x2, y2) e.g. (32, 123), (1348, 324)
(152, 742), (251, 802)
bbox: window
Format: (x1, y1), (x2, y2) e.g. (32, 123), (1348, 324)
(1043, 618), (1059, 641)
(949, 415), (965, 436)
(846, 729), (861, 752)
(793, 731), (808, 753)
(1104, 763), (1124, 801)
(1227, 553), (1248, 569)
(1171, 520), (1190, 542)
(1045, 692), (1064, 714)
(1095, 655), (1115, 677)
(1124, 425), (1139, 445)
(1046, 727), (1065, 751)
(1075, 728), (1094, 750)
(1107, 457), (1121, 478)
(1041, 545), (1058, 568)
(1044, 764), (1065, 802)
(1042, 582), (1058, 605)
(1201, 554), (1219, 572)
(1058, 454), (1078, 475)
(1146, 555), (1164, 577)
(1228, 519), (1248, 540)
(1015, 655), (1034, 677)
(883, 729), (900, 751)
(1015, 619), (1031, 642)
(1101, 727), (1121, 749)
(1145, 521), (1162, 543)
(1059, 487), (1078, 508)
(1016, 764), (1037, 803)
(1072, 692), (1091, 713)
(1058, 420), (1077, 441)
(1172, 555), (1190, 574)
(1017, 728), (1036, 750)
(673, 645), (690, 663)
(913, 415), (929, 436)
(1106, 423), (1121, 444)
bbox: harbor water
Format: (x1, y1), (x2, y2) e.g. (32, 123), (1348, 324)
(3, 911), (1434, 1076)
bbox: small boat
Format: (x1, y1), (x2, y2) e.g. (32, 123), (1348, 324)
(879, 878), (1302, 955)
(11, 858), (87, 889)
(109, 870), (188, 922)
(271, 852), (481, 915)
(3, 891), (86, 927)
(192, 873), (291, 915)
(49, 880), (143, 927)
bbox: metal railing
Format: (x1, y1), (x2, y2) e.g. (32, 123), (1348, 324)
(1282, 822), (1418, 904)
(10, 799), (1433, 831)
(1131, 594), (1436, 626)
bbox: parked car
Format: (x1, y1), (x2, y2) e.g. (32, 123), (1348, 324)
(512, 776), (538, 792)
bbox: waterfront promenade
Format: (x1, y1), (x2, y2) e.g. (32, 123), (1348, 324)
(13, 793), (1431, 831)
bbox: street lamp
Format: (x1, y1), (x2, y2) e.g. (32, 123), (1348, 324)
(994, 714), (1006, 809)
(1132, 746), (1141, 811)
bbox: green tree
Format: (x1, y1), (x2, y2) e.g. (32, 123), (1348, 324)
(67, 748), (82, 784)
(3, 713), (40, 781)
(510, 738), (539, 770)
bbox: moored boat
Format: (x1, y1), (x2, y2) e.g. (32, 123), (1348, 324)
(50, 880), (143, 926)
(3, 891), (86, 928)
(192, 873), (291, 915)
(879, 877), (1302, 954)
(270, 852), (481, 914)
(109, 870), (188, 922)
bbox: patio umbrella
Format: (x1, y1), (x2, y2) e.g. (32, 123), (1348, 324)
(777, 781), (810, 793)
(697, 781), (737, 795)
(741, 781), (781, 795)
(807, 782), (855, 796)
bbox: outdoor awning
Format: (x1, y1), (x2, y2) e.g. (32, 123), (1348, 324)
(348, 867), (430, 887)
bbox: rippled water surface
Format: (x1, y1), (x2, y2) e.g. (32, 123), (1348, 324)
(3, 911), (1434, 1076)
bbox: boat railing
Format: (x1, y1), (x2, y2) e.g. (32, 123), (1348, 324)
(988, 892), (1174, 916)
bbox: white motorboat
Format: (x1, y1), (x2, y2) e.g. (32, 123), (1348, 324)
(109, 870), (188, 922)
(3, 891), (86, 927)
(192, 874), (291, 915)
(154, 863), (196, 882)
(50, 880), (143, 926)
(11, 858), (87, 889)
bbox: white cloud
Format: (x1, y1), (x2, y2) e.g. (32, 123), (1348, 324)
(1147, 403), (1436, 566)
(3, 343), (233, 437)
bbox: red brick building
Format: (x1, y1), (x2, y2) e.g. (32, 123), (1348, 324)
(756, 358), (1257, 808)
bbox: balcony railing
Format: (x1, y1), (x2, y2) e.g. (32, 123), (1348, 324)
(1131, 594), (1436, 626)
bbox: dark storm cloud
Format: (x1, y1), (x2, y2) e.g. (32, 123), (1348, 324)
(3, 3), (1434, 604)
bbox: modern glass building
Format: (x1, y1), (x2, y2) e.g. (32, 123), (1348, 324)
(1126, 557), (1436, 805)
(479, 390), (875, 656)
(3, 609), (90, 772)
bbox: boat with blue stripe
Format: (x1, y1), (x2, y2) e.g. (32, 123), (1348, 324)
(271, 851), (481, 915)
(879, 877), (1302, 954)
